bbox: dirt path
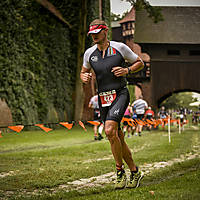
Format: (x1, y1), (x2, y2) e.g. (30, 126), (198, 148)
(59, 135), (200, 191)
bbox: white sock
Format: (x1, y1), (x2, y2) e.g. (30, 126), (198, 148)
(98, 125), (103, 134)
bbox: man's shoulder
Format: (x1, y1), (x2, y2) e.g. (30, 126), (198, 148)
(85, 45), (97, 55)
(110, 41), (126, 50)
(110, 40), (123, 46)
(141, 99), (147, 104)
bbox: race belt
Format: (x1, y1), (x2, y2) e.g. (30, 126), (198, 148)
(99, 90), (116, 107)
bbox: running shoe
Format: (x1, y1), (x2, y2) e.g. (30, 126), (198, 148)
(114, 170), (126, 189)
(94, 136), (98, 140)
(98, 134), (103, 140)
(127, 169), (144, 188)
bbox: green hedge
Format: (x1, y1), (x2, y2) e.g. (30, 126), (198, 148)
(0, 0), (110, 125)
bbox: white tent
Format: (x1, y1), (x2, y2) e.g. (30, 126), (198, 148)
(189, 101), (200, 106)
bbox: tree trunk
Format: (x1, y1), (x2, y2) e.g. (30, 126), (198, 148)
(74, 0), (87, 120)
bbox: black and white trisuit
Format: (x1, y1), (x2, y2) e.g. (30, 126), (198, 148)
(83, 41), (139, 124)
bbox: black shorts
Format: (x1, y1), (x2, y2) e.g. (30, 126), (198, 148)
(94, 109), (100, 121)
(123, 115), (131, 126)
(146, 115), (153, 120)
(98, 87), (130, 124)
(137, 114), (144, 120)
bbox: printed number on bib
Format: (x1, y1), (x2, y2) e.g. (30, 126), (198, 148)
(99, 90), (116, 107)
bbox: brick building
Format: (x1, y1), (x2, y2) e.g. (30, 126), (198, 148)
(112, 6), (200, 109)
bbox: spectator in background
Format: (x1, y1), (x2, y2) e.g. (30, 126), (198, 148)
(88, 94), (104, 140)
(122, 103), (132, 138)
(131, 107), (137, 136)
(157, 106), (168, 129)
(179, 108), (186, 131)
(144, 106), (154, 131)
(132, 95), (148, 136)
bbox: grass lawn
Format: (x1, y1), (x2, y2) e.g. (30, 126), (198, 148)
(0, 124), (199, 199)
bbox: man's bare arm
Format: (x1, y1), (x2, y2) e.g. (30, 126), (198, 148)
(127, 57), (144, 74)
(80, 66), (92, 84)
(111, 57), (144, 77)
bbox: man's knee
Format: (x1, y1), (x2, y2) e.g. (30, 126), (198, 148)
(105, 125), (114, 137)
(105, 123), (118, 143)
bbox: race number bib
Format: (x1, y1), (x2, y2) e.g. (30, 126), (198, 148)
(99, 90), (116, 107)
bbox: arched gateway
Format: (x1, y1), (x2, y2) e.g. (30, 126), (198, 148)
(134, 6), (200, 109)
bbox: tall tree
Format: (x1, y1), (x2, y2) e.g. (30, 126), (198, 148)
(74, 0), (87, 120)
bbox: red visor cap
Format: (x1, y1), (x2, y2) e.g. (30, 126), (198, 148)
(87, 24), (108, 35)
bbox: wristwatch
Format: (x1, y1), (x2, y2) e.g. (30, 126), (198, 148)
(127, 67), (131, 74)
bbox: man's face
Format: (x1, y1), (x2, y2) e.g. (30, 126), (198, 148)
(91, 29), (107, 44)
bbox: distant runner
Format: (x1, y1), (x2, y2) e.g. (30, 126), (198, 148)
(88, 94), (104, 140)
(132, 96), (148, 136)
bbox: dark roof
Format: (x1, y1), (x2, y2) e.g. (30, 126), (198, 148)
(119, 7), (135, 23)
(134, 6), (200, 44)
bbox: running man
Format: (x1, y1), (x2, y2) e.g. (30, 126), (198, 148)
(132, 96), (148, 136)
(80, 19), (144, 189)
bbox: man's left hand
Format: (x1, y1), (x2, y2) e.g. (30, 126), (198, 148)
(111, 66), (128, 77)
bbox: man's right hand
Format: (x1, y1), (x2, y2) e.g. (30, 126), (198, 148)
(80, 72), (92, 84)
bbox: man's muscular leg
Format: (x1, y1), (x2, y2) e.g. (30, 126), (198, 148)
(105, 120), (123, 167)
(118, 129), (137, 171)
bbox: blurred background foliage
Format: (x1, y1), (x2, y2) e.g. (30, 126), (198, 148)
(0, 0), (110, 125)
(160, 92), (199, 110)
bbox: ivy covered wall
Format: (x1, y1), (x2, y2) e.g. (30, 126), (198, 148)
(0, 0), (110, 125)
